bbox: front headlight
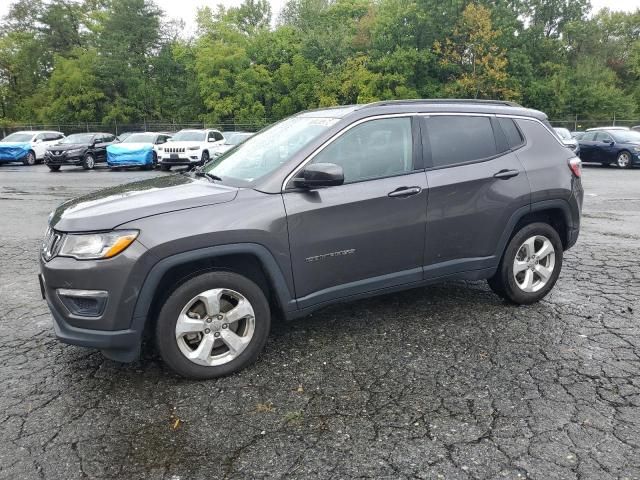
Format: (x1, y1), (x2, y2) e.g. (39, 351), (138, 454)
(157, 147), (163, 151)
(66, 148), (85, 155)
(188, 146), (200, 150)
(59, 230), (138, 260)
(633, 146), (640, 152)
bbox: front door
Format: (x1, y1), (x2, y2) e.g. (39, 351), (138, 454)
(421, 115), (531, 277)
(283, 116), (428, 308)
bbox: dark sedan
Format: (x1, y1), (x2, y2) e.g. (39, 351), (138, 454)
(578, 129), (640, 169)
(45, 132), (116, 171)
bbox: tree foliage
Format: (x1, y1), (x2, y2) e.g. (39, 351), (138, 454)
(0, 0), (638, 125)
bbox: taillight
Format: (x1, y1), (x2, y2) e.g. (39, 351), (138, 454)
(568, 157), (582, 177)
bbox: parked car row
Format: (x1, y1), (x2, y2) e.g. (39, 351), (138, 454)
(563, 126), (640, 169)
(0, 129), (255, 171)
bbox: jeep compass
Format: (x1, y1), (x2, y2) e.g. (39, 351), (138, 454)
(40, 100), (583, 379)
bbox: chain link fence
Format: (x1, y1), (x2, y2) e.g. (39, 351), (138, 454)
(548, 118), (640, 131)
(0, 121), (269, 138)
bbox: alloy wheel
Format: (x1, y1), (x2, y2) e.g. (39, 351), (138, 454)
(175, 288), (255, 367)
(617, 152), (631, 168)
(512, 235), (556, 293)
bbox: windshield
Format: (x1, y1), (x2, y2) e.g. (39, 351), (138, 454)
(612, 131), (640, 143)
(226, 133), (253, 145)
(123, 133), (156, 143)
(205, 116), (339, 185)
(554, 128), (571, 140)
(59, 133), (94, 144)
(1, 133), (33, 142)
(171, 131), (205, 142)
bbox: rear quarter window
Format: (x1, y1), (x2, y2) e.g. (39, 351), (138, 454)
(497, 118), (525, 150)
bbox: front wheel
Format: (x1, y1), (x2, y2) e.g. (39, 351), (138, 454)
(82, 154), (96, 170)
(200, 150), (209, 166)
(616, 151), (632, 169)
(160, 164), (171, 171)
(488, 222), (563, 304)
(156, 271), (271, 379)
(48, 165), (61, 172)
(22, 151), (36, 166)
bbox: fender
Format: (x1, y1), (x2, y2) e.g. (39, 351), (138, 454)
(129, 243), (297, 334)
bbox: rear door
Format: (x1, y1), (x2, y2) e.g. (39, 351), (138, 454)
(594, 131), (615, 163)
(578, 131), (597, 161)
(421, 114), (531, 278)
(283, 116), (428, 307)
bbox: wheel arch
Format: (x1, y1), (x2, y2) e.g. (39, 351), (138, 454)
(501, 201), (573, 254)
(131, 243), (296, 339)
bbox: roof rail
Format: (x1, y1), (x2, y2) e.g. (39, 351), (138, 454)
(363, 99), (523, 108)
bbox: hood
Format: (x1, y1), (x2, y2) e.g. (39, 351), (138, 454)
(50, 174), (239, 232)
(163, 141), (205, 148)
(48, 143), (88, 151)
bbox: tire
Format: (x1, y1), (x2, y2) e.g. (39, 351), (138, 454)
(160, 165), (171, 171)
(616, 151), (632, 169)
(488, 222), (563, 305)
(156, 271), (271, 379)
(200, 150), (209, 166)
(82, 153), (96, 170)
(48, 165), (60, 172)
(22, 151), (36, 166)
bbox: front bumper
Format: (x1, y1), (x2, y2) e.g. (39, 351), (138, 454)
(158, 152), (201, 165)
(40, 239), (154, 362)
(45, 153), (83, 165)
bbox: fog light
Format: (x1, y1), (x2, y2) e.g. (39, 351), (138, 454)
(57, 289), (108, 317)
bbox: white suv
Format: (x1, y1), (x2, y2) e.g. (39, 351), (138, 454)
(157, 129), (225, 171)
(0, 130), (65, 165)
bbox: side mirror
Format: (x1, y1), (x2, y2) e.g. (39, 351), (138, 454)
(293, 163), (344, 188)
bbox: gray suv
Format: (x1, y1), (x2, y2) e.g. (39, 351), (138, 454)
(40, 100), (583, 379)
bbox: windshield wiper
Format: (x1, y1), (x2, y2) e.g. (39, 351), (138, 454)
(194, 171), (222, 182)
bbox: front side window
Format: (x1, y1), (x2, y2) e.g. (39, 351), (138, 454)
(310, 117), (413, 184)
(581, 132), (597, 141)
(424, 116), (497, 168)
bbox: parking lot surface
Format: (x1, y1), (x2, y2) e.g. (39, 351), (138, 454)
(1, 163), (639, 479)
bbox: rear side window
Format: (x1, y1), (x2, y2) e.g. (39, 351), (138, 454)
(582, 132), (596, 141)
(595, 132), (613, 142)
(423, 116), (497, 168)
(497, 118), (525, 149)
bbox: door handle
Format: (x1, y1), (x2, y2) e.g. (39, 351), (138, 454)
(388, 186), (422, 198)
(493, 169), (520, 179)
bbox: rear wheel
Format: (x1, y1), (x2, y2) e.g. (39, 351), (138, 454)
(82, 153), (96, 170)
(488, 222), (563, 304)
(22, 151), (36, 166)
(156, 271), (271, 379)
(616, 151), (632, 169)
(48, 165), (60, 172)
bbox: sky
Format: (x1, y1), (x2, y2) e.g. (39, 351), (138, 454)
(0, 0), (638, 35)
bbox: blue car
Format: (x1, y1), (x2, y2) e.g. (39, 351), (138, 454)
(578, 129), (640, 169)
(107, 132), (172, 170)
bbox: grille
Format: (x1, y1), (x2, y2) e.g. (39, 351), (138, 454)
(165, 147), (186, 153)
(42, 228), (63, 260)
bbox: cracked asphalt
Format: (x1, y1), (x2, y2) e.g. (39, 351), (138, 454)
(1, 163), (639, 479)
